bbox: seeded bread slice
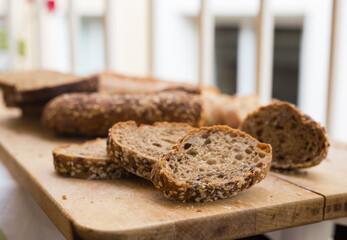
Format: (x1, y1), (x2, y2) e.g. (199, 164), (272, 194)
(151, 126), (272, 202)
(240, 101), (329, 169)
(53, 138), (129, 179)
(107, 121), (193, 179)
(42, 91), (203, 136)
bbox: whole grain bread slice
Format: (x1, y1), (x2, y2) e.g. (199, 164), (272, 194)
(151, 126), (272, 202)
(107, 121), (193, 179)
(53, 138), (129, 179)
(240, 101), (329, 169)
(42, 91), (203, 136)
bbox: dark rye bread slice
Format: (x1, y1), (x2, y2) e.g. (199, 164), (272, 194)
(151, 126), (272, 202)
(0, 70), (98, 105)
(240, 101), (329, 169)
(42, 91), (203, 136)
(107, 121), (193, 179)
(53, 138), (129, 179)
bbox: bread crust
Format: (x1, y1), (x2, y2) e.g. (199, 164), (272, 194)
(107, 121), (193, 179)
(42, 91), (203, 136)
(240, 101), (330, 169)
(53, 138), (129, 179)
(151, 125), (272, 202)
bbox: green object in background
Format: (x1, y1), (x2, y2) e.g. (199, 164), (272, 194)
(0, 31), (8, 50)
(18, 39), (26, 57)
(0, 228), (7, 240)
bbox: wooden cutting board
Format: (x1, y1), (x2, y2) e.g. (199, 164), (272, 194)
(1, 108), (344, 240)
(272, 140), (347, 220)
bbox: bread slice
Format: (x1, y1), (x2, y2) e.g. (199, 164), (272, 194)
(107, 121), (193, 179)
(151, 126), (272, 202)
(42, 91), (203, 136)
(240, 101), (329, 169)
(53, 138), (129, 179)
(98, 72), (200, 94)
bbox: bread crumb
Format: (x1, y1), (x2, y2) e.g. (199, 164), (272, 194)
(197, 209), (202, 212)
(90, 201), (94, 203)
(236, 200), (242, 204)
(62, 195), (67, 200)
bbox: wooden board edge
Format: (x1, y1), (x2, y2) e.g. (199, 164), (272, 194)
(325, 193), (347, 220)
(270, 172), (347, 221)
(0, 142), (75, 240)
(72, 209), (256, 240)
(71, 181), (324, 240)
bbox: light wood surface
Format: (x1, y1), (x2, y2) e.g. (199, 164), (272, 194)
(273, 140), (347, 220)
(1, 108), (344, 240)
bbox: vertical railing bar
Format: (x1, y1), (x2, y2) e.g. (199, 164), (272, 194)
(68, 0), (76, 74)
(198, 0), (214, 87)
(256, 0), (274, 104)
(326, 0), (338, 133)
(148, 0), (154, 78)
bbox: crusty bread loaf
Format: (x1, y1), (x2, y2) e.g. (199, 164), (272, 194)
(220, 95), (261, 128)
(151, 126), (272, 202)
(107, 121), (193, 179)
(98, 72), (200, 94)
(201, 88), (224, 126)
(0, 70), (98, 104)
(53, 138), (129, 179)
(42, 91), (203, 136)
(240, 101), (329, 169)
(202, 92), (260, 128)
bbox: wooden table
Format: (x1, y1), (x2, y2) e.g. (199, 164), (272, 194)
(0, 108), (346, 240)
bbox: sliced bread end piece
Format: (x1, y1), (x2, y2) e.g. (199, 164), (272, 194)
(240, 101), (329, 169)
(151, 126), (272, 202)
(53, 138), (129, 180)
(107, 121), (194, 180)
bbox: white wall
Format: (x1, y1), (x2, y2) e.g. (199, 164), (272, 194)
(110, 0), (150, 77)
(329, 0), (347, 142)
(153, 0), (199, 83)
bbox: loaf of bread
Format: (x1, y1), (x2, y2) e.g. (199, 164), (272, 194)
(98, 72), (200, 94)
(0, 70), (98, 105)
(53, 138), (129, 179)
(0, 70), (98, 116)
(107, 121), (193, 179)
(151, 126), (272, 202)
(202, 91), (260, 128)
(240, 101), (329, 169)
(42, 91), (203, 136)
(219, 95), (260, 128)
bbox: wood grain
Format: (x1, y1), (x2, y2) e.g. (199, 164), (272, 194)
(0, 109), (326, 240)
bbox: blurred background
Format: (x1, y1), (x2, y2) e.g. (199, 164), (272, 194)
(0, 1), (347, 239)
(1, 0), (347, 143)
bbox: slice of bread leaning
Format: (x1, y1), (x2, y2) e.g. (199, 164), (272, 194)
(53, 138), (129, 179)
(151, 126), (272, 202)
(240, 101), (329, 169)
(107, 121), (193, 179)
